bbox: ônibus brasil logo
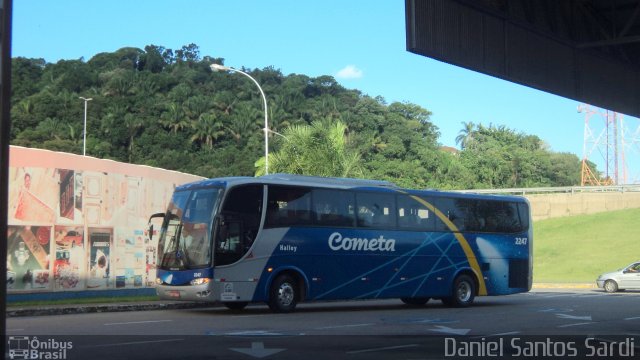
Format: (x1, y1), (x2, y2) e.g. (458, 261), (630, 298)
(328, 232), (396, 252)
(7, 336), (73, 360)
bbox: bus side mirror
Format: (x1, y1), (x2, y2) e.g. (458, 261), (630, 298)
(148, 212), (165, 242)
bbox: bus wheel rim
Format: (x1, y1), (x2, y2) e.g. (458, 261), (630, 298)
(278, 283), (294, 306)
(457, 281), (471, 302)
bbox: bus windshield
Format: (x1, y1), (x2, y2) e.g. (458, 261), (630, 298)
(158, 188), (221, 270)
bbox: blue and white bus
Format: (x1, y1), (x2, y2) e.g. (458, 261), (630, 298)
(150, 174), (532, 313)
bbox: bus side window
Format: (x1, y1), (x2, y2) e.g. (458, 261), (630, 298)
(433, 197), (466, 232)
(312, 189), (355, 227)
(497, 202), (522, 233)
(397, 195), (434, 231)
(517, 203), (529, 231)
(356, 192), (396, 228)
(265, 186), (312, 228)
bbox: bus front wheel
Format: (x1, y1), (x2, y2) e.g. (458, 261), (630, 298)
(268, 274), (298, 313)
(442, 274), (476, 308)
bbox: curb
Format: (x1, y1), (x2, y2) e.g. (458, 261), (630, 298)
(532, 283), (597, 289)
(6, 301), (215, 318)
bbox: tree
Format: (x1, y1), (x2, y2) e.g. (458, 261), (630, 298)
(225, 105), (259, 146)
(455, 121), (475, 149)
(255, 120), (362, 177)
(160, 103), (189, 133)
(140, 45), (167, 73)
(175, 43), (201, 63)
(12, 57), (45, 101)
(190, 113), (224, 149)
(124, 113), (144, 162)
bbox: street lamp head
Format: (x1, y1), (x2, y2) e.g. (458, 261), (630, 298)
(210, 63), (231, 72)
(79, 97), (93, 101)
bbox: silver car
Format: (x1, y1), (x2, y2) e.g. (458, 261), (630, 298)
(596, 261), (640, 293)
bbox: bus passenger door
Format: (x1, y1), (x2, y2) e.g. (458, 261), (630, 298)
(215, 215), (245, 266)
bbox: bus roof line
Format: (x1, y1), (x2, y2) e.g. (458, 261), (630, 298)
(259, 173), (399, 188)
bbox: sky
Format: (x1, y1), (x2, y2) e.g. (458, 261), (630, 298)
(13, 0), (640, 183)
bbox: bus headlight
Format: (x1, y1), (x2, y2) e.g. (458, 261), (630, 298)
(190, 278), (211, 286)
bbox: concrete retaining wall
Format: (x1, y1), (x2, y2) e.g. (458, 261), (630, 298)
(526, 191), (640, 221)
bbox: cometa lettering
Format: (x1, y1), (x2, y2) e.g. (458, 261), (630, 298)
(328, 232), (396, 252)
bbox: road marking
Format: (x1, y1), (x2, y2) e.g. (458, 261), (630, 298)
(104, 320), (173, 326)
(556, 313), (592, 321)
(558, 322), (592, 328)
(316, 323), (374, 330)
(538, 294), (575, 298)
(430, 325), (471, 335)
(226, 330), (284, 336)
(538, 308), (573, 313)
(624, 316), (640, 321)
(474, 331), (521, 338)
(232, 314), (271, 318)
(230, 342), (285, 358)
(85, 339), (184, 347)
(347, 344), (419, 354)
(412, 318), (459, 324)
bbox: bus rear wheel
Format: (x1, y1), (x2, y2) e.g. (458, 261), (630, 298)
(268, 274), (298, 313)
(442, 274), (476, 308)
(401, 297), (430, 306)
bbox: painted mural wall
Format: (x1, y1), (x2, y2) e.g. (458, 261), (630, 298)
(6, 146), (203, 293)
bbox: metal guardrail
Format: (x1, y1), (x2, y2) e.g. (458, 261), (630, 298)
(454, 185), (640, 195)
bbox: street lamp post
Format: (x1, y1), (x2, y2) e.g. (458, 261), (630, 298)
(79, 97), (92, 156)
(210, 64), (270, 175)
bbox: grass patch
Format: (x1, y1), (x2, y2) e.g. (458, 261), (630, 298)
(533, 207), (640, 283)
(7, 295), (159, 308)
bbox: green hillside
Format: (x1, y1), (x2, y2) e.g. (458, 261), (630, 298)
(11, 46), (588, 189)
(533, 207), (640, 283)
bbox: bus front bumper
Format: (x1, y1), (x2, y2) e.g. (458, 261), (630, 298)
(155, 281), (216, 302)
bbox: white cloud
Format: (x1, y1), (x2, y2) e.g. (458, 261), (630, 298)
(336, 65), (363, 79)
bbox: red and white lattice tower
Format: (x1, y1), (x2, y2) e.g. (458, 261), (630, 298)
(578, 104), (624, 186)
(579, 104), (639, 185)
(623, 115), (640, 184)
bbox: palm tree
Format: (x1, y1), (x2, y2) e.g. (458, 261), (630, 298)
(212, 91), (237, 115)
(160, 103), (189, 133)
(268, 95), (293, 134)
(190, 113), (225, 149)
(136, 77), (159, 96)
(124, 113), (144, 162)
(17, 99), (34, 117)
(455, 121), (476, 150)
(184, 96), (210, 120)
(255, 119), (362, 177)
(224, 104), (260, 145)
(37, 117), (64, 140)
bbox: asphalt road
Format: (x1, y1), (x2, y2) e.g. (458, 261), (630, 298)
(6, 289), (640, 360)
